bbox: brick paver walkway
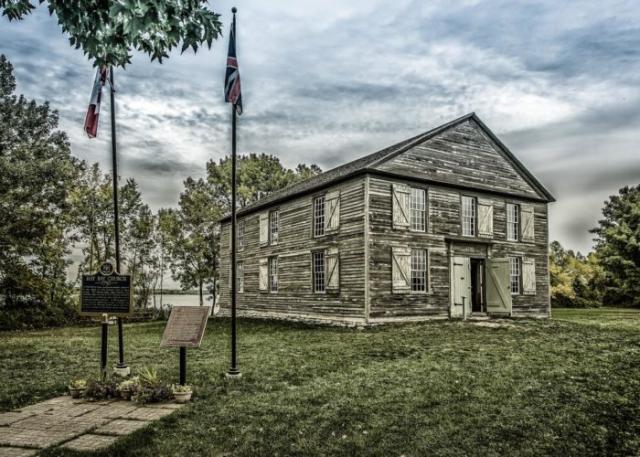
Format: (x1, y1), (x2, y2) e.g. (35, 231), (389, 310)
(0, 396), (184, 455)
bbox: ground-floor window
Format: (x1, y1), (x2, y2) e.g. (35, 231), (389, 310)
(509, 257), (521, 294)
(411, 249), (427, 292)
(237, 261), (244, 293)
(269, 256), (278, 292)
(313, 251), (325, 293)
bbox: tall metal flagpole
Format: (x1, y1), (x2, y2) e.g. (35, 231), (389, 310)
(110, 67), (128, 373)
(227, 7), (241, 378)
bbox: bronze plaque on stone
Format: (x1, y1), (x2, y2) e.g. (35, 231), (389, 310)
(160, 306), (210, 348)
(80, 262), (132, 317)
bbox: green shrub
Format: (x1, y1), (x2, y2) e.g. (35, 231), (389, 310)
(0, 295), (78, 331)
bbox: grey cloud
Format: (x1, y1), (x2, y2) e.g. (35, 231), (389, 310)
(2, 0), (639, 255)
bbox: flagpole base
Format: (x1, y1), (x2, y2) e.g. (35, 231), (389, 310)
(225, 368), (242, 379)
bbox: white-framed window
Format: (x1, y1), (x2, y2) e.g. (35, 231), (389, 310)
(312, 251), (325, 293)
(313, 196), (325, 237)
(507, 203), (519, 241)
(462, 196), (477, 236)
(238, 219), (245, 251)
(237, 261), (244, 293)
(268, 256), (278, 292)
(411, 249), (427, 292)
(410, 187), (426, 232)
(509, 257), (521, 295)
(269, 210), (279, 244)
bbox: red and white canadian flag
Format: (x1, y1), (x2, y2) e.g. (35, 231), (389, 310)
(83, 67), (108, 138)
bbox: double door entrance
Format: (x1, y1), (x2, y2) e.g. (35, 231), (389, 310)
(451, 256), (512, 318)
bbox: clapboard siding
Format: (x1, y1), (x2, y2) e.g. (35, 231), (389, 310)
(219, 176), (366, 320)
(375, 119), (541, 199)
(218, 114), (552, 324)
(367, 176), (550, 319)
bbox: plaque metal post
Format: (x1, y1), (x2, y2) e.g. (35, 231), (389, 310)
(100, 314), (109, 380)
(179, 347), (186, 385)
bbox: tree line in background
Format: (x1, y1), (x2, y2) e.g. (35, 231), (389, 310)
(1, 53), (639, 330)
(550, 184), (640, 309)
(0, 54), (321, 329)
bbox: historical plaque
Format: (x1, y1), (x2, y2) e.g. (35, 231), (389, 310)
(160, 306), (211, 348)
(80, 262), (132, 317)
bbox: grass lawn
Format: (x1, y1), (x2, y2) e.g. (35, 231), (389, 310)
(1, 309), (639, 456)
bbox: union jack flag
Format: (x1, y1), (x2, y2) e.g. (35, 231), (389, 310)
(83, 66), (108, 138)
(224, 12), (242, 115)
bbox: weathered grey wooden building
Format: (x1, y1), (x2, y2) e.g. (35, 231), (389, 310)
(219, 113), (554, 325)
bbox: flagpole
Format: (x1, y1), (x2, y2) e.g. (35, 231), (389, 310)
(110, 66), (128, 375)
(227, 7), (241, 378)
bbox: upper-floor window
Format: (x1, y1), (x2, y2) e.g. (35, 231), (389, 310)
(313, 196), (325, 237)
(270, 210), (279, 244)
(268, 256), (278, 292)
(411, 249), (427, 292)
(509, 257), (521, 295)
(312, 251), (325, 293)
(461, 196), (477, 236)
(410, 188), (426, 232)
(238, 220), (245, 250)
(237, 261), (244, 293)
(506, 203), (519, 241)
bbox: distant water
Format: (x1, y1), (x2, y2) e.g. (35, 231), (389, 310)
(151, 294), (215, 310)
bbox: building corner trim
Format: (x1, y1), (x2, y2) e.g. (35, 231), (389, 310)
(364, 174), (371, 323)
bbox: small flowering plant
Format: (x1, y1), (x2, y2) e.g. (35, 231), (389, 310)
(171, 384), (192, 394)
(68, 379), (87, 398)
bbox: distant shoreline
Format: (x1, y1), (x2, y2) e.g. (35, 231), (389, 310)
(72, 289), (201, 295)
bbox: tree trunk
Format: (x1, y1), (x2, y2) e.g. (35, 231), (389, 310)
(199, 279), (203, 306)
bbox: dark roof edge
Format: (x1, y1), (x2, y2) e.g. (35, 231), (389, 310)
(218, 112), (555, 223)
(219, 168), (550, 223)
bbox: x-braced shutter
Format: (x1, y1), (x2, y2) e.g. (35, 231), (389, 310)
(325, 191), (340, 232)
(326, 248), (340, 291)
(520, 205), (535, 242)
(259, 258), (268, 291)
(259, 212), (269, 246)
(392, 184), (410, 230)
(522, 257), (536, 295)
(477, 199), (494, 238)
(392, 246), (411, 293)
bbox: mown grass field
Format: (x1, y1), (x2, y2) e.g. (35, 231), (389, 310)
(1, 308), (639, 456)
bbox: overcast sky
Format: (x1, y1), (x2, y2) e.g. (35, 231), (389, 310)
(2, 0), (639, 256)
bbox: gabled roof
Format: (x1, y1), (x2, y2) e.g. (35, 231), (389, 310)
(220, 112), (554, 222)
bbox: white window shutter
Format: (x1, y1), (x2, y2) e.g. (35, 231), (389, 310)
(391, 246), (411, 293)
(259, 258), (268, 291)
(477, 199), (494, 237)
(521, 205), (535, 242)
(259, 212), (269, 246)
(392, 184), (410, 230)
(326, 248), (340, 291)
(522, 258), (536, 295)
(325, 191), (341, 232)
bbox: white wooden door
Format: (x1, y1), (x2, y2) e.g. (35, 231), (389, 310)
(486, 258), (512, 316)
(451, 256), (471, 318)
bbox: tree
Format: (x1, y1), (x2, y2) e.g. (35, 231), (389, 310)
(0, 0), (222, 68)
(124, 203), (159, 309)
(160, 178), (221, 306)
(0, 54), (80, 307)
(160, 155), (322, 303)
(70, 164), (160, 307)
(549, 241), (604, 308)
(70, 164), (144, 275)
(591, 185), (640, 307)
(206, 153), (322, 209)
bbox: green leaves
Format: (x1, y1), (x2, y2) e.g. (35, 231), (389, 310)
(0, 0), (223, 67)
(591, 185), (640, 307)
